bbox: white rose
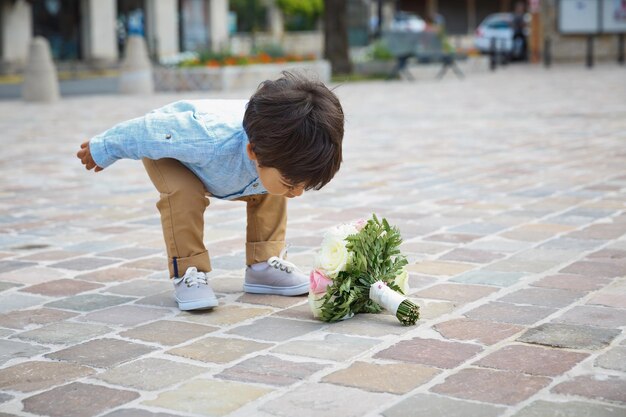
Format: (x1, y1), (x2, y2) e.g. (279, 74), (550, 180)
(394, 267), (410, 295)
(316, 233), (352, 278)
(327, 223), (359, 241)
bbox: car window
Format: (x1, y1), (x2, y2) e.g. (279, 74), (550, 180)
(487, 20), (511, 29)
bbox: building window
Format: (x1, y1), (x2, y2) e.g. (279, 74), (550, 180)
(179, 0), (209, 52)
(117, 0), (146, 56)
(32, 0), (81, 60)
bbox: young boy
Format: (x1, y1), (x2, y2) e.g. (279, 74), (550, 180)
(76, 72), (344, 311)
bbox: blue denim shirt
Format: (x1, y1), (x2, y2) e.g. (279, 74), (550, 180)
(89, 100), (268, 200)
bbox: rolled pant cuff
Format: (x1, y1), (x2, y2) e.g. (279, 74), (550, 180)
(246, 241), (285, 265)
(169, 251), (211, 278)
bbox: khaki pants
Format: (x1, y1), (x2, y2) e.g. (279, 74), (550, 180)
(142, 158), (287, 278)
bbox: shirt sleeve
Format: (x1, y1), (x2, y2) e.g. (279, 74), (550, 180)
(89, 103), (215, 168)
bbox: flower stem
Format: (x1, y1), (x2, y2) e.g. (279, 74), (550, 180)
(369, 281), (420, 326)
(396, 299), (420, 326)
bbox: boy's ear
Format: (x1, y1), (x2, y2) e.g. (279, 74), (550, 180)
(246, 143), (257, 161)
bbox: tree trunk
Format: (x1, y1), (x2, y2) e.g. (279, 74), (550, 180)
(323, 0), (352, 75)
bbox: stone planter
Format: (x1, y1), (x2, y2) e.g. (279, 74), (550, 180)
(154, 60), (331, 92)
(353, 60), (396, 77)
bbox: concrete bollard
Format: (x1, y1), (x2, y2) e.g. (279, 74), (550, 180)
(22, 37), (60, 103)
(119, 35), (154, 94)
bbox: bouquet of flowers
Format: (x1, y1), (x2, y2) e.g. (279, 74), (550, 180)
(308, 215), (420, 325)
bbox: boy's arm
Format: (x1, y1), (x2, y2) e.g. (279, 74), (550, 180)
(86, 107), (215, 169)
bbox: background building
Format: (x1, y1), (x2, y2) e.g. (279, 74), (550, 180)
(0, 0), (228, 73)
(1, 0), (624, 75)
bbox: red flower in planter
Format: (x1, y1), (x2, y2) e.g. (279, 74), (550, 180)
(258, 53), (272, 64)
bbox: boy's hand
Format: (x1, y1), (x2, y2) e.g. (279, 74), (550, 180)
(77, 141), (103, 172)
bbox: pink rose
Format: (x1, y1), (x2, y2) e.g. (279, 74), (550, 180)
(310, 269), (333, 294)
(354, 219), (367, 231)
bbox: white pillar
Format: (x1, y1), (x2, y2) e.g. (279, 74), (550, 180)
(209, 0), (229, 52)
(145, 0), (179, 61)
(82, 0), (118, 65)
(382, 0), (395, 30)
(264, 0), (284, 40)
(1, 0), (32, 68)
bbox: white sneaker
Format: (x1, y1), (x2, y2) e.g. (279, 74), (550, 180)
(173, 267), (218, 310)
(243, 248), (309, 296)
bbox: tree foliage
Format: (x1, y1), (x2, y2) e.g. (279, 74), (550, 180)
(229, 0), (267, 32)
(277, 0), (323, 31)
(276, 0), (323, 17)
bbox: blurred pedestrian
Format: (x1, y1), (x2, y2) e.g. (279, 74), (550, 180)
(512, 1), (527, 61)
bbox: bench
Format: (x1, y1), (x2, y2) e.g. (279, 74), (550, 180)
(382, 31), (465, 80)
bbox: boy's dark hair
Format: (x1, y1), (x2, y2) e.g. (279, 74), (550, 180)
(243, 71), (344, 191)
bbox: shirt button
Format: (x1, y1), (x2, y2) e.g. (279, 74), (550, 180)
(165, 133), (172, 139)
(253, 183), (258, 188)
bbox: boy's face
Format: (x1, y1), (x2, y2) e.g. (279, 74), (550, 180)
(247, 144), (305, 198)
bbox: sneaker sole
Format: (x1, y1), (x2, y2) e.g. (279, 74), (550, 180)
(176, 298), (219, 311)
(243, 282), (309, 296)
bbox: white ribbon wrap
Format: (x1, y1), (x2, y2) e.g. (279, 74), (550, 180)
(369, 281), (406, 314)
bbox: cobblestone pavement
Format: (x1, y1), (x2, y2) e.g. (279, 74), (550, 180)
(0, 64), (625, 417)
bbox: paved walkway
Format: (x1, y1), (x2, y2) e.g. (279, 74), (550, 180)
(0, 65), (625, 417)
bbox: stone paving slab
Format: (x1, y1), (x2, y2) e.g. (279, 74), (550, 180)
(101, 410), (187, 417)
(143, 379), (272, 416)
(167, 337), (273, 364)
(260, 383), (393, 417)
(374, 337), (483, 368)
(78, 304), (171, 327)
(1, 66), (626, 416)
(552, 375), (626, 404)
(0, 340), (48, 366)
(518, 322), (620, 350)
(431, 368), (552, 405)
(119, 319), (218, 345)
(45, 338), (157, 368)
(44, 293), (136, 312)
(18, 278), (102, 297)
(513, 400), (626, 417)
(272, 333), (380, 361)
(0, 361), (95, 392)
(216, 354), (326, 386)
(382, 393), (506, 417)
(595, 346), (626, 372)
(434, 318), (525, 345)
(474, 344), (589, 376)
(322, 361), (440, 394)
(96, 358), (208, 391)
(22, 382), (139, 417)
(0, 293), (47, 314)
(11, 321), (111, 345)
(0, 308), (77, 330)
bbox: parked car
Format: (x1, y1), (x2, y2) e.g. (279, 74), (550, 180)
(474, 13), (528, 60)
(390, 12), (427, 33)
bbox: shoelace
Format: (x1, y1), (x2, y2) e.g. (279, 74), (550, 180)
(267, 246), (301, 274)
(173, 267), (209, 288)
